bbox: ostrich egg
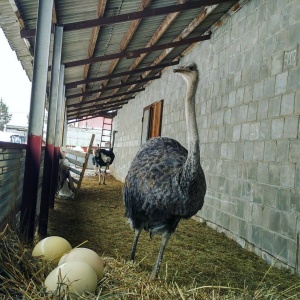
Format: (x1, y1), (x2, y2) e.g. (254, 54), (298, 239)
(32, 236), (72, 264)
(45, 261), (97, 297)
(58, 247), (104, 280)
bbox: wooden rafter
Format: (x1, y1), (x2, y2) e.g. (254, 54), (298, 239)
(126, 4), (219, 94)
(79, 0), (107, 102)
(66, 74), (161, 99)
(65, 60), (179, 89)
(67, 88), (145, 108)
(20, 0), (232, 38)
(110, 8), (181, 96)
(95, 0), (152, 100)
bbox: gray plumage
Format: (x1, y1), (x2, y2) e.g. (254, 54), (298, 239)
(123, 63), (206, 280)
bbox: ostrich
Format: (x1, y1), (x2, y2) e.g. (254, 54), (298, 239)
(123, 63), (206, 280)
(94, 130), (117, 185)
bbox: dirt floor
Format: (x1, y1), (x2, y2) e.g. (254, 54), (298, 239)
(48, 173), (299, 297)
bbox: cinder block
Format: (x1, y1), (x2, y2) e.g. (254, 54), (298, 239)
(262, 229), (274, 254)
(268, 95), (281, 117)
(271, 118), (284, 139)
(233, 125), (241, 141)
(257, 99), (268, 119)
(295, 91), (300, 114)
(260, 58), (271, 80)
(264, 140), (276, 161)
(283, 116), (299, 139)
(253, 81), (264, 100)
(280, 164), (295, 187)
(271, 52), (284, 76)
(275, 71), (288, 95)
(250, 224), (262, 247)
(281, 93), (295, 115)
(244, 141), (254, 161)
(276, 188), (291, 212)
(280, 212), (297, 239)
(241, 123), (250, 140)
(263, 76), (275, 98)
(291, 190), (300, 213)
(257, 162), (269, 184)
(253, 141), (264, 161)
(259, 119), (271, 140)
(235, 142), (244, 160)
(276, 140), (289, 163)
(249, 122), (260, 141)
(289, 140), (300, 164)
(273, 235), (288, 262)
(287, 68), (300, 92)
(268, 162), (281, 187)
(247, 161), (258, 181)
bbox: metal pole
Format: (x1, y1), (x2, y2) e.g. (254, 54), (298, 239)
(63, 111), (68, 146)
(20, 0), (53, 242)
(39, 26), (63, 238)
(49, 65), (65, 208)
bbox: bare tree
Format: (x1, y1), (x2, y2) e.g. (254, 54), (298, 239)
(0, 97), (12, 131)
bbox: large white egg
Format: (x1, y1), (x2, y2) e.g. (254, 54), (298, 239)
(58, 247), (104, 280)
(45, 261), (97, 298)
(32, 236), (72, 264)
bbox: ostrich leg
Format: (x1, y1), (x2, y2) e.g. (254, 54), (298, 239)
(103, 164), (109, 185)
(150, 231), (171, 280)
(130, 228), (142, 260)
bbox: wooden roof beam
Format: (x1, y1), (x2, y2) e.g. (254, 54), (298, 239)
(65, 60), (178, 89)
(80, 0), (107, 102)
(64, 34), (210, 68)
(94, 0), (153, 100)
(109, 7), (181, 96)
(67, 97), (132, 114)
(68, 106), (121, 120)
(66, 74), (161, 99)
(126, 4), (218, 93)
(67, 88), (144, 108)
(67, 98), (132, 118)
(20, 0), (232, 38)
(68, 112), (117, 124)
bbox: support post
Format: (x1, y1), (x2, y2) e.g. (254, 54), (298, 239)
(49, 65), (65, 208)
(20, 0), (53, 242)
(39, 26), (64, 238)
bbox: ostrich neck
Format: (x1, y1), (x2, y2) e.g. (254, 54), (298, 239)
(185, 79), (199, 155)
(184, 78), (200, 174)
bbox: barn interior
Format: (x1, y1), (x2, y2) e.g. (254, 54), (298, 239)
(0, 0), (299, 298)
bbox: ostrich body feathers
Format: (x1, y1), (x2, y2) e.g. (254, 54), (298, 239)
(124, 136), (206, 235)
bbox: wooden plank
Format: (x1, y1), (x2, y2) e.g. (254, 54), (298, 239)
(66, 157), (84, 167)
(61, 146), (86, 157)
(72, 177), (79, 184)
(69, 167), (82, 175)
(75, 134), (95, 195)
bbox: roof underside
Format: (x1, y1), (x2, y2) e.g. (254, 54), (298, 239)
(0, 0), (245, 123)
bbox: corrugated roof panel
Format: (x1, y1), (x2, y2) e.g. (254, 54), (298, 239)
(0, 0), (244, 120)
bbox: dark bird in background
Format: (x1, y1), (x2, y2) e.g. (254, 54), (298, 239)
(93, 130), (117, 185)
(123, 63), (206, 280)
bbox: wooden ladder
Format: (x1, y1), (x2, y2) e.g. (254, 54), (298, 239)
(100, 118), (113, 150)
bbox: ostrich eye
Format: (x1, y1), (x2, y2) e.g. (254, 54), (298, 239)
(188, 65), (195, 71)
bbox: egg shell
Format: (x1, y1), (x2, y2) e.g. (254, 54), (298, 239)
(58, 247), (104, 279)
(32, 236), (72, 264)
(45, 261), (97, 298)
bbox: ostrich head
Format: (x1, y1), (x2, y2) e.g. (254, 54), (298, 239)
(173, 63), (198, 84)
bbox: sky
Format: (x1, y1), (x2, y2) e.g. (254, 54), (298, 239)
(0, 28), (32, 127)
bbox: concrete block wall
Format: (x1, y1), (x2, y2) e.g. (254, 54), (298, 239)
(112, 0), (300, 273)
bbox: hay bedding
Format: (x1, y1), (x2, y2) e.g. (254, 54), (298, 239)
(1, 174), (299, 299)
